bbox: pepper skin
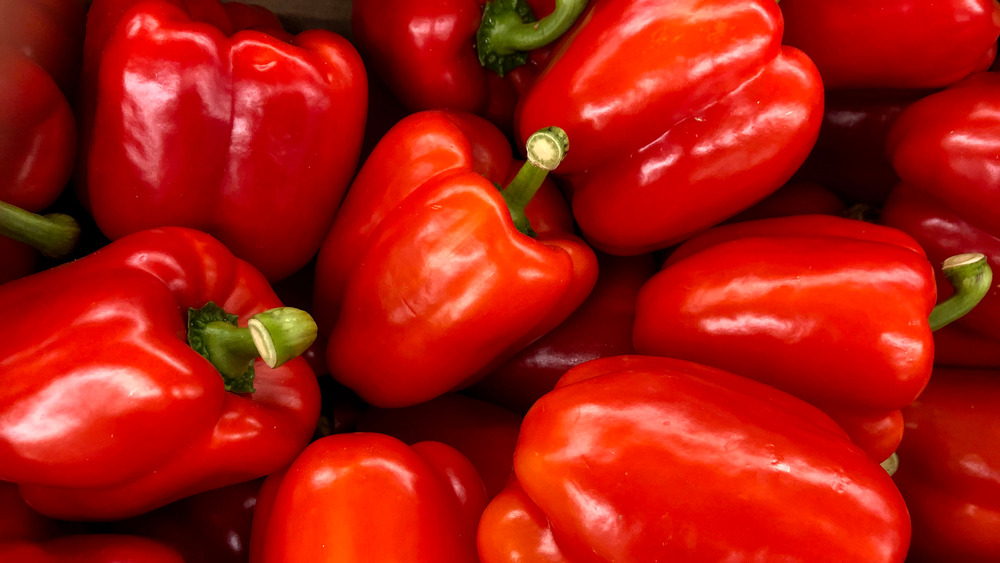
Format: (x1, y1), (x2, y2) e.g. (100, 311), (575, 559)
(78, 0), (368, 281)
(468, 252), (657, 414)
(515, 0), (823, 255)
(311, 110), (598, 408)
(0, 0), (86, 281)
(0, 534), (186, 563)
(633, 215), (938, 462)
(250, 433), (487, 563)
(477, 355), (911, 561)
(781, 0), (1000, 90)
(881, 72), (1000, 365)
(893, 368), (1000, 562)
(351, 0), (571, 131)
(0, 227), (320, 520)
(0, 482), (62, 542)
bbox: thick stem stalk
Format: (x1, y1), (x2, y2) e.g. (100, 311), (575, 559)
(0, 199), (80, 258)
(929, 252), (992, 332)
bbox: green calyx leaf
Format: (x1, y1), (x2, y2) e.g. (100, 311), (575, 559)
(477, 0), (537, 76)
(188, 301), (256, 394)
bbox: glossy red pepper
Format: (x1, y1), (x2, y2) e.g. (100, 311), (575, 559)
(0, 0), (86, 282)
(355, 393), (523, 497)
(881, 72), (1000, 366)
(311, 110), (598, 408)
(781, 0), (1000, 90)
(893, 368), (1000, 562)
(250, 433), (487, 563)
(0, 227), (320, 520)
(514, 0), (823, 255)
(468, 252), (657, 414)
(0, 534), (186, 563)
(77, 0), (368, 281)
(351, 0), (579, 131)
(632, 215), (991, 462)
(477, 355), (911, 561)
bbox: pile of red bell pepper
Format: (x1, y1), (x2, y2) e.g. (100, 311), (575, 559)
(3, 0), (1000, 560)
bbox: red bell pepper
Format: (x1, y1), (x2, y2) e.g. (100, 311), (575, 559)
(77, 0), (368, 281)
(881, 72), (1000, 366)
(468, 252), (657, 414)
(355, 393), (523, 497)
(311, 109), (598, 408)
(0, 0), (86, 282)
(351, 0), (582, 131)
(0, 534), (186, 563)
(781, 0), (1000, 90)
(0, 227), (320, 520)
(893, 368), (1000, 562)
(477, 355), (911, 561)
(514, 0), (823, 255)
(632, 214), (991, 462)
(250, 433), (486, 563)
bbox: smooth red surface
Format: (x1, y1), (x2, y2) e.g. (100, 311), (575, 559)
(515, 0), (823, 254)
(881, 73), (1000, 358)
(633, 215), (937, 461)
(478, 355), (911, 561)
(781, 0), (1000, 89)
(0, 227), (320, 520)
(78, 0), (368, 281)
(251, 433), (485, 563)
(895, 368), (1000, 562)
(312, 110), (598, 408)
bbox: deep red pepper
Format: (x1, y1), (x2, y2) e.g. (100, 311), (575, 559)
(0, 534), (186, 563)
(0, 227), (320, 520)
(355, 393), (523, 497)
(107, 478), (263, 563)
(477, 355), (911, 561)
(77, 0), (368, 281)
(311, 109), (598, 408)
(781, 0), (1000, 90)
(0, 482), (61, 543)
(0, 0), (86, 282)
(514, 0), (823, 255)
(790, 90), (925, 207)
(351, 0), (579, 131)
(250, 433), (486, 563)
(632, 214), (991, 462)
(468, 252), (657, 414)
(724, 181), (847, 224)
(893, 368), (1000, 562)
(881, 72), (1000, 366)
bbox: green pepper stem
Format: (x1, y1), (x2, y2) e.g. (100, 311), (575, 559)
(928, 253), (993, 332)
(0, 199), (80, 258)
(501, 126), (570, 237)
(477, 0), (587, 75)
(188, 303), (317, 393)
(881, 452), (899, 477)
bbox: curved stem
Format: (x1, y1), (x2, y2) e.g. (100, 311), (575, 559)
(188, 302), (317, 393)
(0, 199), (80, 258)
(500, 127), (570, 237)
(477, 0), (588, 75)
(929, 252), (993, 332)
